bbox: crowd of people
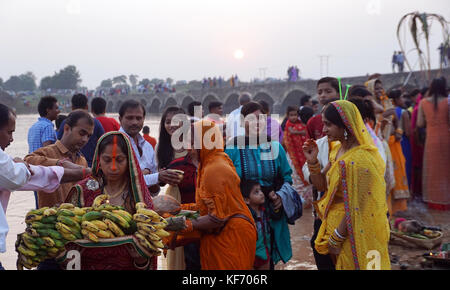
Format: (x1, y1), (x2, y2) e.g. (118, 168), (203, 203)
(392, 51), (405, 73)
(287, 66), (300, 82)
(0, 73), (449, 270)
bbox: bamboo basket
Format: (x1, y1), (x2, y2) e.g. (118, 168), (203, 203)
(390, 230), (443, 250)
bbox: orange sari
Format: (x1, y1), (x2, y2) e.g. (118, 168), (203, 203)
(182, 120), (257, 270)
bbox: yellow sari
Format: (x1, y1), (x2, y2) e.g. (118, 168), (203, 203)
(313, 101), (391, 270)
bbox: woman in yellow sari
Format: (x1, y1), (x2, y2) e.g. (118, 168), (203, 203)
(303, 100), (390, 270)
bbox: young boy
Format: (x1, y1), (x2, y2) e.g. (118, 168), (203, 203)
(240, 180), (273, 270)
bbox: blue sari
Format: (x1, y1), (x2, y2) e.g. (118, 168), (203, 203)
(396, 107), (412, 188)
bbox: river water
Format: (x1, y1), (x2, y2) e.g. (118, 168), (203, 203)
(0, 113), (320, 270)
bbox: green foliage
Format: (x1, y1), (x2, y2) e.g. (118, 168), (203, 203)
(3, 72), (37, 92)
(100, 79), (113, 88)
(39, 65), (81, 90)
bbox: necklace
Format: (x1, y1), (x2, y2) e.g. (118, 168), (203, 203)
(104, 182), (128, 199)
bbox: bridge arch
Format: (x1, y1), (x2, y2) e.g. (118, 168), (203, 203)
(162, 97), (178, 110)
(280, 89), (307, 115)
(223, 93), (240, 114)
(107, 100), (114, 113)
(148, 98), (161, 114)
(181, 95), (195, 113)
(115, 100), (123, 112)
(140, 98), (148, 108)
(253, 91), (275, 113)
(202, 94), (220, 113)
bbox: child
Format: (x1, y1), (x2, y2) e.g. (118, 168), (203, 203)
(240, 180), (273, 270)
(283, 106), (312, 207)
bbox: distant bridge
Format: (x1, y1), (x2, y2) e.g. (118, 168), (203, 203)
(105, 68), (450, 115)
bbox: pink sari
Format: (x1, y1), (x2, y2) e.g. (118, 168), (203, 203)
(410, 94), (424, 199)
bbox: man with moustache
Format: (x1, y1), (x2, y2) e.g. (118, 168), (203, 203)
(118, 100), (181, 195)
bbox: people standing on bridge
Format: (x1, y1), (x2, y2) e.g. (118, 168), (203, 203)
(91, 97), (120, 133)
(392, 51), (398, 73)
(225, 93), (251, 140)
(417, 77), (450, 210)
(397, 51), (405, 73)
(56, 94), (105, 167)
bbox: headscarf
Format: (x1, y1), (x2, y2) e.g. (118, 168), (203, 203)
(315, 100), (390, 269)
(69, 131), (153, 209)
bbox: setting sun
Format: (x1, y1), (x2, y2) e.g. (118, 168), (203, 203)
(234, 49), (244, 60)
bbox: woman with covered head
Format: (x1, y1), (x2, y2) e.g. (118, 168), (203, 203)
(169, 120), (257, 270)
(64, 131), (156, 270)
(303, 100), (390, 270)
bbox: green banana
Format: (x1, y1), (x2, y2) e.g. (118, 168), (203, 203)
(58, 203), (75, 210)
(42, 237), (55, 247)
(57, 209), (75, 217)
(57, 215), (77, 227)
(18, 245), (36, 257)
(43, 208), (58, 216)
(41, 215), (57, 224)
(82, 211), (103, 221)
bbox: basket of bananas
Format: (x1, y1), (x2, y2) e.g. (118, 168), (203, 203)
(15, 194), (170, 270)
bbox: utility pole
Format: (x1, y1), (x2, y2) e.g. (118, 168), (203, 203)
(258, 67), (268, 81)
(318, 55), (331, 77)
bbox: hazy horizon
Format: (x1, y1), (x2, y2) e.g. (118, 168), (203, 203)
(1, 0), (449, 89)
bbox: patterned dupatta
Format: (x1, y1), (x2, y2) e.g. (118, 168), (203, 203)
(316, 100), (390, 270)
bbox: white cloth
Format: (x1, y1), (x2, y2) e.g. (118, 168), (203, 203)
(119, 127), (159, 186)
(302, 136), (329, 184)
(225, 106), (245, 140)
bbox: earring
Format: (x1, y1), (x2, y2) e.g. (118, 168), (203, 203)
(344, 130), (348, 141)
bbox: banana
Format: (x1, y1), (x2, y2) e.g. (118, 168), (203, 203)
(133, 213), (152, 224)
(61, 232), (77, 241)
(47, 229), (62, 240)
(149, 222), (167, 230)
(32, 222), (54, 230)
(71, 215), (82, 224)
(55, 222), (73, 235)
(90, 220), (108, 231)
(34, 237), (45, 247)
(18, 245), (36, 257)
(53, 239), (64, 248)
(42, 237), (55, 247)
(82, 230), (99, 243)
(112, 210), (133, 223)
(110, 212), (130, 229)
(92, 194), (109, 207)
(104, 219), (125, 237)
(41, 215), (58, 224)
(43, 208), (58, 216)
(155, 229), (170, 238)
(47, 247), (60, 255)
(26, 227), (39, 237)
(82, 211), (103, 221)
(73, 207), (86, 216)
(57, 209), (75, 217)
(137, 222), (156, 233)
(20, 254), (33, 266)
(22, 237), (39, 251)
(25, 214), (43, 224)
(82, 207), (93, 212)
(58, 203), (75, 210)
(137, 208), (160, 219)
(27, 207), (48, 216)
(139, 230), (160, 241)
(95, 204), (117, 211)
(96, 230), (113, 239)
(81, 221), (100, 233)
(149, 239), (165, 249)
(106, 230), (115, 238)
(135, 202), (147, 210)
(135, 233), (158, 252)
(57, 215), (77, 227)
(101, 210), (127, 227)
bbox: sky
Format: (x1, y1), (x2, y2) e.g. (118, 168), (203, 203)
(0, 0), (449, 89)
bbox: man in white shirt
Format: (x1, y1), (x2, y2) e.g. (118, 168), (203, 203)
(225, 93), (251, 140)
(118, 100), (181, 195)
(0, 104), (88, 268)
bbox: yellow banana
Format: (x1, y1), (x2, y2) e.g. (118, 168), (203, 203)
(81, 221), (100, 233)
(137, 208), (159, 219)
(135, 233), (158, 252)
(55, 222), (73, 235)
(96, 230), (113, 239)
(58, 203), (75, 210)
(43, 208), (58, 216)
(81, 229), (99, 243)
(90, 220), (108, 231)
(25, 214), (43, 224)
(26, 227), (39, 238)
(42, 237), (55, 247)
(61, 232), (77, 241)
(110, 212), (130, 229)
(47, 247), (60, 255)
(92, 194), (109, 207)
(112, 210), (133, 223)
(22, 237), (39, 251)
(155, 229), (170, 238)
(18, 245), (36, 257)
(150, 222), (167, 229)
(133, 213), (152, 223)
(138, 230), (160, 241)
(73, 207), (86, 216)
(104, 219), (125, 237)
(149, 239), (165, 249)
(137, 222), (156, 234)
(106, 230), (115, 238)
(135, 202), (147, 210)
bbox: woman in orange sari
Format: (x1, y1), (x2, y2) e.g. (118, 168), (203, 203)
(170, 120), (257, 269)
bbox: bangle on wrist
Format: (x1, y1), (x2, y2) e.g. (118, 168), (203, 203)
(334, 228), (346, 240)
(134, 258), (150, 270)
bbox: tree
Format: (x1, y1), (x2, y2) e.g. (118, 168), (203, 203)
(0, 77), (3, 88)
(166, 77), (174, 86)
(4, 72), (37, 92)
(129, 74), (139, 89)
(113, 75), (127, 86)
(39, 65), (81, 90)
(138, 78), (151, 88)
(100, 79), (113, 88)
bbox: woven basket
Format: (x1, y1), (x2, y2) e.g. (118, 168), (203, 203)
(390, 231), (443, 250)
